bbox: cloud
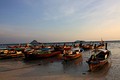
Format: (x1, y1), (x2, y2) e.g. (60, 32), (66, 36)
(1, 0), (120, 43)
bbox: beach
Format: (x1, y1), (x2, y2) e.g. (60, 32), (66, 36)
(0, 42), (120, 80)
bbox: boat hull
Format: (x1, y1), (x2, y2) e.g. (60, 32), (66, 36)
(86, 50), (111, 71)
(88, 59), (108, 71)
(24, 51), (61, 60)
(63, 53), (82, 61)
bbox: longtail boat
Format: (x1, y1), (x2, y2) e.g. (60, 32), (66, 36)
(86, 43), (111, 71)
(0, 48), (24, 59)
(24, 48), (62, 60)
(95, 39), (105, 49)
(63, 47), (82, 61)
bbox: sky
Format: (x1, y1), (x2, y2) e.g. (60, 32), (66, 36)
(0, 0), (120, 43)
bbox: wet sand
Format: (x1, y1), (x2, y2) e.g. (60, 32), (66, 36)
(0, 42), (120, 80)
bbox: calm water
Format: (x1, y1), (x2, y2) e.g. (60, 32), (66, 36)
(0, 42), (120, 80)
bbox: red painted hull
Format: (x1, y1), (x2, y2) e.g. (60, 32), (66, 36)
(35, 51), (61, 58)
(25, 51), (61, 59)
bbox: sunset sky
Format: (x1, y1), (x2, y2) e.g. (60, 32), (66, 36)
(0, 0), (120, 43)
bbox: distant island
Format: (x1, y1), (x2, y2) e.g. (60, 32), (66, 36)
(0, 40), (120, 46)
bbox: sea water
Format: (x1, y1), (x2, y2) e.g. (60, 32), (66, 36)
(0, 42), (120, 80)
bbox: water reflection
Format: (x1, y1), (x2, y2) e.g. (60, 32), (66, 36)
(61, 57), (85, 75)
(62, 57), (83, 69)
(23, 56), (62, 66)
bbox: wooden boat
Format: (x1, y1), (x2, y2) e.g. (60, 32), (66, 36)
(24, 48), (62, 60)
(94, 39), (105, 49)
(34, 51), (61, 58)
(0, 49), (11, 59)
(0, 48), (24, 59)
(81, 44), (93, 51)
(63, 47), (82, 61)
(9, 51), (24, 58)
(86, 48), (111, 71)
(9, 48), (24, 57)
